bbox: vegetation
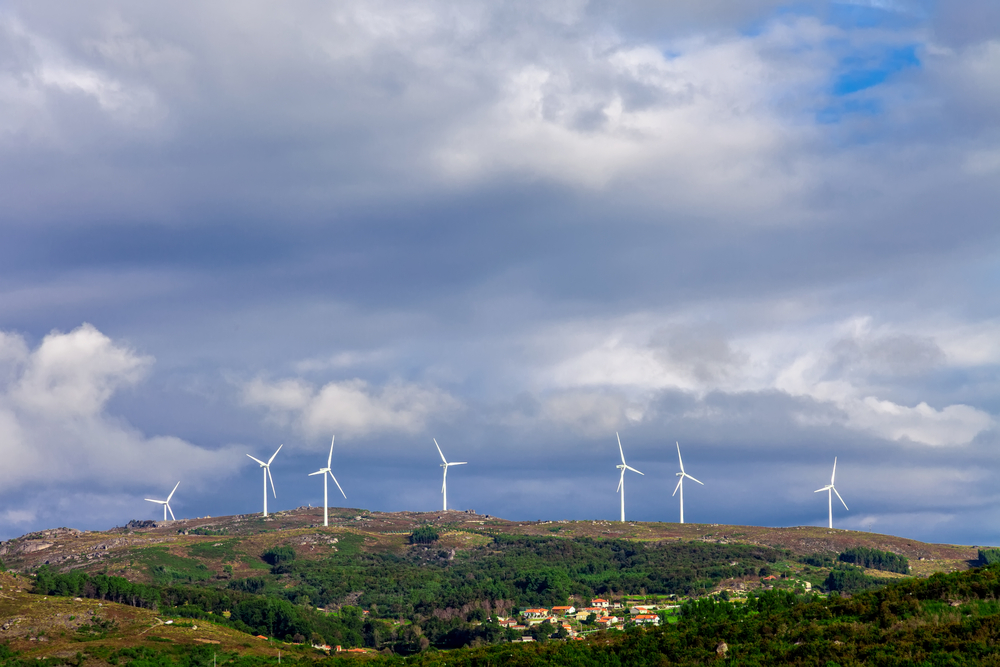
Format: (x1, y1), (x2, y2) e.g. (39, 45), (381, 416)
(261, 546), (296, 567)
(26, 535), (788, 654)
(823, 564), (893, 593)
(799, 552), (835, 567)
(979, 547), (1000, 565)
(838, 546), (909, 573)
(16, 563), (1000, 665)
(409, 525), (440, 544)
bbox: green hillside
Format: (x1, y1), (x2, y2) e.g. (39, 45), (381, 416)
(0, 507), (992, 664)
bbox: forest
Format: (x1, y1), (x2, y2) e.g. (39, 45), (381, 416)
(30, 534), (789, 652)
(16, 562), (1000, 665)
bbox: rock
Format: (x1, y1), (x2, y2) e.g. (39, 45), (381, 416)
(716, 641), (728, 656)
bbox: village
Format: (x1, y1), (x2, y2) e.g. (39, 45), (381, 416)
(495, 598), (677, 641)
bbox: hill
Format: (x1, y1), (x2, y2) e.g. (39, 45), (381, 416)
(0, 506), (978, 581)
(0, 507), (990, 661)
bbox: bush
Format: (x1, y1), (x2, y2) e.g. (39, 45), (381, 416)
(262, 546), (296, 566)
(409, 526), (440, 544)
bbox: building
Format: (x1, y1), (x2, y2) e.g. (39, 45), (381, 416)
(592, 599), (610, 608)
(522, 608), (550, 619)
(630, 605), (657, 615)
(551, 605), (576, 616)
(632, 614), (660, 626)
(575, 607), (604, 621)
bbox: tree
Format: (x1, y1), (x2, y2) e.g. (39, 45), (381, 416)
(409, 526), (440, 544)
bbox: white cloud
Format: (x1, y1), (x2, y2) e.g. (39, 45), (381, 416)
(243, 376), (461, 439)
(532, 313), (994, 446)
(539, 390), (643, 436)
(0, 324), (240, 493)
(0, 14), (163, 141)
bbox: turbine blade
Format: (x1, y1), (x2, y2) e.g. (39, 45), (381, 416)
(684, 473), (704, 485)
(676, 442), (684, 473)
(672, 478), (682, 496)
(309, 470), (325, 476)
(144, 499), (163, 503)
(268, 467), (277, 498)
(831, 456), (837, 485)
(450, 461), (467, 466)
(626, 465), (644, 476)
(247, 454), (266, 466)
(616, 432), (626, 465)
(442, 465), (448, 493)
(167, 481), (180, 502)
(433, 438), (448, 464)
(814, 488), (827, 493)
(833, 486), (848, 510)
(328, 435), (335, 469)
(329, 471), (346, 499)
(167, 504), (175, 521)
(268, 443), (283, 465)
(616, 469), (624, 493)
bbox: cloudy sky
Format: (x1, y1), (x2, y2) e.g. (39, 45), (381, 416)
(2, 0), (1000, 545)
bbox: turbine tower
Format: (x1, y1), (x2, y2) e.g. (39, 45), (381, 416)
(247, 444), (282, 517)
(672, 442), (703, 524)
(815, 456), (848, 529)
(309, 435), (346, 527)
(615, 433), (644, 522)
(145, 481), (180, 522)
(434, 438), (466, 512)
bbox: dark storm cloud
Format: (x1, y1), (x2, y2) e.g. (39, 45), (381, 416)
(1, 1), (999, 545)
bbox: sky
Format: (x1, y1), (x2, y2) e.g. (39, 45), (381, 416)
(2, 0), (1000, 545)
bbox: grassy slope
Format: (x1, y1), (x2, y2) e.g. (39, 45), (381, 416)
(0, 572), (320, 661)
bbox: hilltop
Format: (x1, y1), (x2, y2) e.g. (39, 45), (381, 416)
(0, 506), (978, 580)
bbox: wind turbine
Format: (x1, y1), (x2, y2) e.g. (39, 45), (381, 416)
(815, 456), (848, 529)
(672, 442), (703, 524)
(247, 444), (282, 517)
(145, 481), (180, 522)
(615, 433), (644, 522)
(434, 438), (466, 512)
(309, 435), (346, 527)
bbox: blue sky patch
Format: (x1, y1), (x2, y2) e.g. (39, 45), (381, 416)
(833, 44), (920, 96)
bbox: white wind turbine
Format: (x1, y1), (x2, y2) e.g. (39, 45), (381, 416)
(815, 456), (848, 529)
(434, 438), (466, 512)
(309, 435), (346, 527)
(615, 433), (644, 522)
(145, 481), (180, 522)
(247, 444), (282, 517)
(672, 442), (703, 524)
